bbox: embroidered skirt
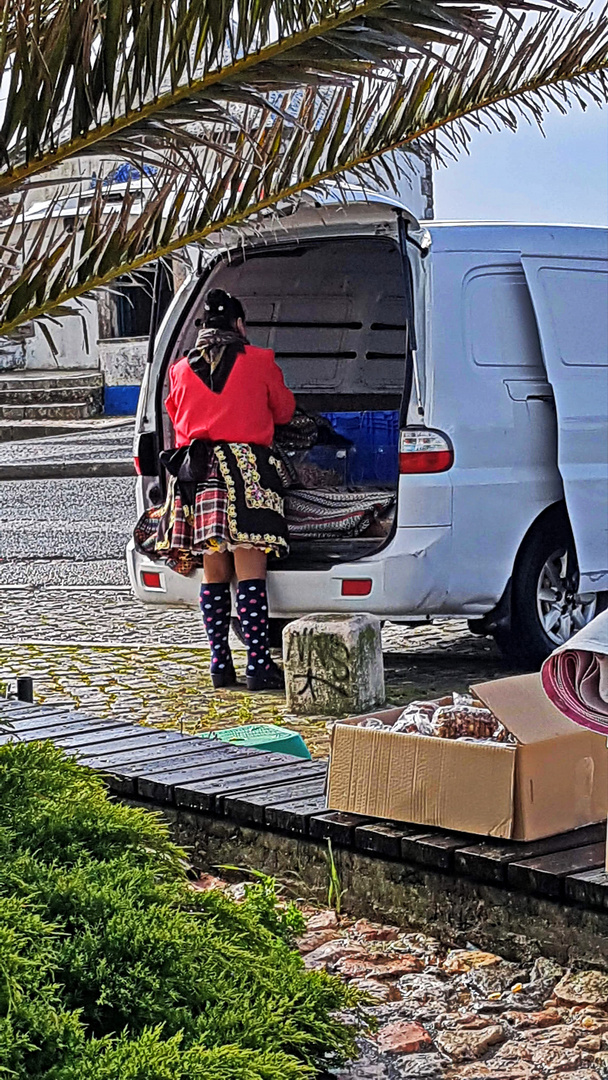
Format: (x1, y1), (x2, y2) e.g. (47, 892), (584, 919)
(134, 443), (290, 577)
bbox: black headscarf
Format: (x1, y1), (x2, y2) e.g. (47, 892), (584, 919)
(187, 327), (247, 393)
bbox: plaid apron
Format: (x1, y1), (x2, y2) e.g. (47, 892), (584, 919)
(134, 444), (290, 577)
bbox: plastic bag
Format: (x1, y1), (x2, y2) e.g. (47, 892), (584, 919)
(357, 695), (513, 744)
(453, 692), (479, 708)
(432, 704), (500, 741)
(358, 717), (390, 730)
(394, 701), (438, 735)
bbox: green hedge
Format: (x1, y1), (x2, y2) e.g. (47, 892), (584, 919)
(0, 741), (362, 1079)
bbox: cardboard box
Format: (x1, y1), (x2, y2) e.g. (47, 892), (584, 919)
(327, 673), (608, 840)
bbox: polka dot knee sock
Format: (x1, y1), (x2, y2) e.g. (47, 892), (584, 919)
(200, 582), (232, 675)
(237, 579), (271, 677)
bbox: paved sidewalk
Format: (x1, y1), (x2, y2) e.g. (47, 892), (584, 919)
(0, 421), (135, 478)
(0, 587), (519, 757)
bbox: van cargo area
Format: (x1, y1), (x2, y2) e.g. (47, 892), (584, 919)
(159, 235), (412, 568)
(131, 215), (608, 658)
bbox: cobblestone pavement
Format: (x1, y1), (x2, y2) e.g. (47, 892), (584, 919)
(0, 477), (135, 585)
(0, 587), (521, 757)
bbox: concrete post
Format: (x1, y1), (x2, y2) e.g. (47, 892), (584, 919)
(283, 613), (385, 716)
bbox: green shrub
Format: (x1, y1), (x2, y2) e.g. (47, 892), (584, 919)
(50, 1028), (314, 1080)
(0, 742), (362, 1078)
(0, 741), (182, 872)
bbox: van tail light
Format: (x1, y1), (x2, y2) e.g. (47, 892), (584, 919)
(134, 456), (142, 475)
(399, 428), (454, 474)
(341, 579), (372, 597)
(142, 571), (163, 590)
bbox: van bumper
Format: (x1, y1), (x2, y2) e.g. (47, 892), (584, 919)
(127, 526), (455, 617)
(127, 540), (201, 607)
(269, 526), (452, 617)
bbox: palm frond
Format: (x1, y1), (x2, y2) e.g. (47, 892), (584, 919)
(0, 0), (570, 196)
(0, 3), (606, 337)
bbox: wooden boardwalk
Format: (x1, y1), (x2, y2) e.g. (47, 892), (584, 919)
(2, 697), (608, 912)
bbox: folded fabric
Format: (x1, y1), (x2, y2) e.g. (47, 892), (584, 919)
(284, 489), (395, 539)
(541, 609), (608, 735)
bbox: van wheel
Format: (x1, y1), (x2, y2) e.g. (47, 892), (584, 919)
(496, 506), (604, 667)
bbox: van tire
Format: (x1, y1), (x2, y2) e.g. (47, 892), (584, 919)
(496, 505), (604, 667)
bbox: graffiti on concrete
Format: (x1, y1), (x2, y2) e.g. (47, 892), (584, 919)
(285, 629), (351, 702)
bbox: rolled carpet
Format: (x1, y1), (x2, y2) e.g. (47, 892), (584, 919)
(541, 608), (608, 734)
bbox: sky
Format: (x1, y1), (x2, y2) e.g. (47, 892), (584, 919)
(434, 105), (608, 226)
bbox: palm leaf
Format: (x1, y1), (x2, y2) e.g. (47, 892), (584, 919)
(0, 3), (606, 337)
(0, 0), (571, 196)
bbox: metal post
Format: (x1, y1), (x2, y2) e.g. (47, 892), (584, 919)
(16, 677), (33, 703)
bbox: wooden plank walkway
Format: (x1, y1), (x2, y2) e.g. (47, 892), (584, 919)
(2, 698), (608, 911)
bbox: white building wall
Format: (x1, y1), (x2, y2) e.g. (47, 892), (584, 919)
(23, 299), (99, 371)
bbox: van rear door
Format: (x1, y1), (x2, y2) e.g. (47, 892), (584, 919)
(522, 254), (608, 592)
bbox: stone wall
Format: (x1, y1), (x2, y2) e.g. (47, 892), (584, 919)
(0, 338), (27, 372)
(23, 300), (99, 372)
(126, 799), (608, 972)
(0, 306), (97, 373)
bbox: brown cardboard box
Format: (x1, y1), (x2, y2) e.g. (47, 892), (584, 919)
(327, 673), (608, 840)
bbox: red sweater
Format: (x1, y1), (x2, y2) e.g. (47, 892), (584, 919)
(165, 345), (296, 448)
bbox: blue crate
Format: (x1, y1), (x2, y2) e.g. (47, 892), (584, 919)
(322, 411), (399, 485)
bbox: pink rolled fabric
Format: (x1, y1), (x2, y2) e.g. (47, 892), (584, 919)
(541, 609), (608, 735)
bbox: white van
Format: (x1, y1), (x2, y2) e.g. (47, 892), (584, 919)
(127, 199), (608, 665)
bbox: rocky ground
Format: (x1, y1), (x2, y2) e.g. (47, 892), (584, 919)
(195, 873), (608, 1080)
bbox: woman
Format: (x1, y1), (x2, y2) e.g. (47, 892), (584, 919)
(137, 288), (295, 691)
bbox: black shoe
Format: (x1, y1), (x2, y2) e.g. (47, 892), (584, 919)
(211, 661), (238, 689)
(246, 659), (285, 692)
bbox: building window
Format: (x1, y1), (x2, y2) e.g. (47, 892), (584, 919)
(98, 263), (173, 340)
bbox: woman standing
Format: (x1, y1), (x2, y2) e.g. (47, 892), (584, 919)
(136, 288), (295, 690)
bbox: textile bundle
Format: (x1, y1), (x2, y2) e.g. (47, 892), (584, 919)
(285, 488), (395, 539)
(541, 609), (608, 735)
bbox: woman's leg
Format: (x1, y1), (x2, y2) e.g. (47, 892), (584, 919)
(233, 547), (267, 581)
(203, 550), (233, 583)
(234, 548), (283, 690)
(200, 551), (234, 685)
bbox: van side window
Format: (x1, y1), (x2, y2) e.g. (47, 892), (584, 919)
(532, 267), (608, 367)
(465, 268), (543, 369)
